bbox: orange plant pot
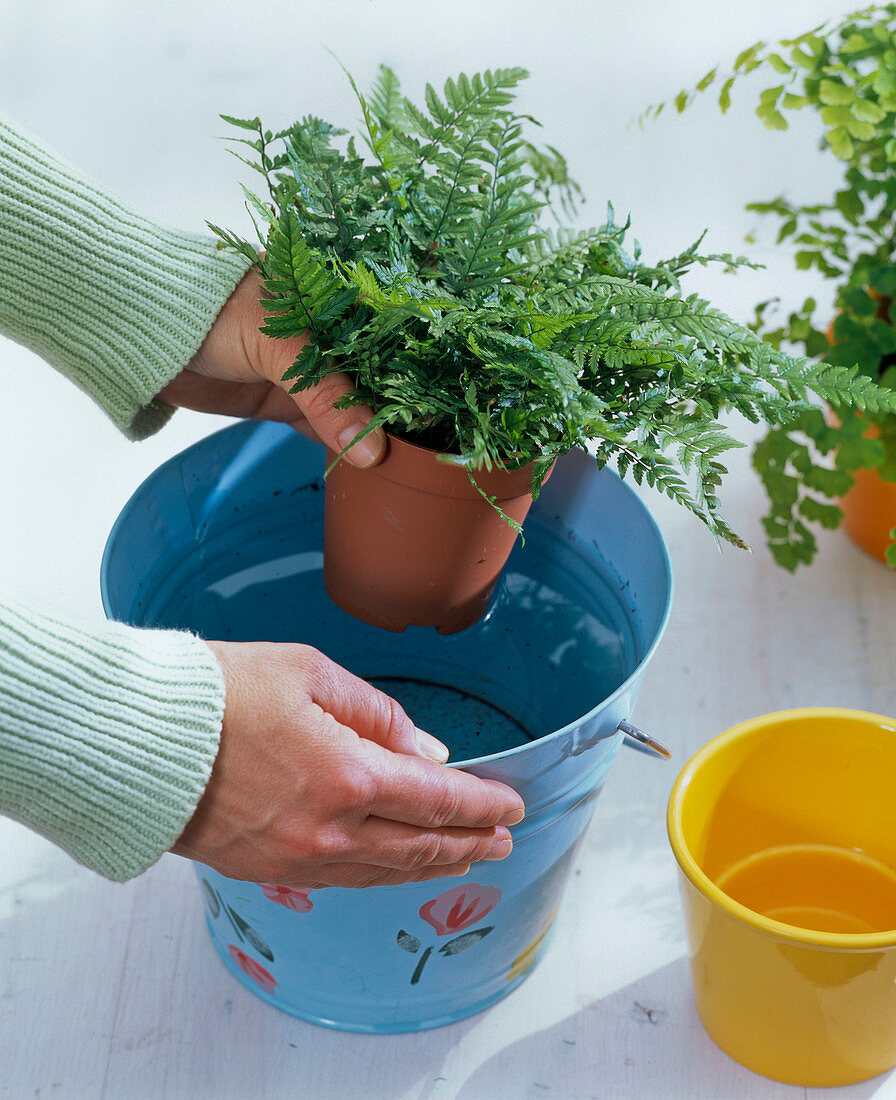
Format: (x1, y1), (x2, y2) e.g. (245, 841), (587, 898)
(840, 459), (896, 563)
(827, 297), (896, 563)
(323, 433), (552, 633)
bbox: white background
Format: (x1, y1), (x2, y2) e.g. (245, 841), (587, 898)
(0, 0), (851, 617)
(2, 3), (896, 1098)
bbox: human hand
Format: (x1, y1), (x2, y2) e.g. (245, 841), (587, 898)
(158, 270), (386, 467)
(172, 641), (525, 888)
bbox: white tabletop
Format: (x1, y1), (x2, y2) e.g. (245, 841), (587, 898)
(2, 2), (895, 1097)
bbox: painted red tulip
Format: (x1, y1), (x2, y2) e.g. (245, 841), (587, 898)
(419, 883), (502, 936)
(260, 883), (314, 912)
(228, 944), (277, 994)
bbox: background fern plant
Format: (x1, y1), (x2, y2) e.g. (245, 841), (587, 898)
(655, 3), (896, 567)
(213, 63), (896, 552)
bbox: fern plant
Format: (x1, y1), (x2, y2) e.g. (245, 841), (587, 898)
(212, 63), (896, 551)
(653, 3), (896, 567)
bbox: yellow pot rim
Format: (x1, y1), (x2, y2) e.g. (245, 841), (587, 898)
(667, 707), (896, 951)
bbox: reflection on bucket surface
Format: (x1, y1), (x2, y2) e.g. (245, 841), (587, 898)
(101, 421), (673, 1031)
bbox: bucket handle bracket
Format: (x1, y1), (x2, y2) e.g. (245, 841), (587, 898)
(618, 719), (670, 760)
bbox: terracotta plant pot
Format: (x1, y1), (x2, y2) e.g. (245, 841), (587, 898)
(840, 423), (896, 563)
(827, 297), (896, 563)
(323, 433), (552, 633)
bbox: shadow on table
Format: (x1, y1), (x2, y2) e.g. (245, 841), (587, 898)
(453, 956), (894, 1100)
(0, 853), (480, 1099)
(4, 856), (894, 1100)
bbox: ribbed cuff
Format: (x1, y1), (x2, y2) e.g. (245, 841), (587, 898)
(0, 600), (225, 881)
(0, 116), (253, 439)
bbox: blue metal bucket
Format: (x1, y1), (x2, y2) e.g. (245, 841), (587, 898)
(101, 421), (672, 1032)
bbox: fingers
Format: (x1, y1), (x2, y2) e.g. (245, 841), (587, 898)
(328, 817), (514, 873)
(361, 740), (525, 830)
(306, 649), (449, 762)
(189, 640), (525, 891)
(254, 305), (385, 467)
(261, 828), (513, 889)
(194, 271), (386, 467)
(280, 368), (386, 468)
(289, 863), (476, 890)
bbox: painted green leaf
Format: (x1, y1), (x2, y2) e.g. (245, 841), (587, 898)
(224, 903), (275, 960)
(221, 904), (245, 943)
(242, 925), (275, 963)
(396, 930), (422, 954)
(696, 68), (716, 91)
(200, 878), (221, 919)
(439, 926), (494, 956)
(886, 537), (896, 567)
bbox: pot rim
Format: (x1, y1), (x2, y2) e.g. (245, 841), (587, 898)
(327, 430), (544, 501)
(666, 706), (896, 951)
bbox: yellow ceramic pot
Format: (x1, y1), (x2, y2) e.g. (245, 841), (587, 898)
(668, 708), (896, 1087)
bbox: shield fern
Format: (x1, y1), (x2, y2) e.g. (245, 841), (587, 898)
(213, 64), (896, 552)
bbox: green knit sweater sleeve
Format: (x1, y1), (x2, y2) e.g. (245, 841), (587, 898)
(0, 117), (242, 879)
(0, 115), (253, 438)
(0, 599), (225, 881)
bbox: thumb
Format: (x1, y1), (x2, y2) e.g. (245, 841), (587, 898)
(282, 367), (387, 469)
(259, 325), (386, 468)
(235, 270), (386, 468)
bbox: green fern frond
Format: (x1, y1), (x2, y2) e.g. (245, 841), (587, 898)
(218, 62), (896, 560)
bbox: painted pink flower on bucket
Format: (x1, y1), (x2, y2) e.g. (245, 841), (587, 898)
(228, 944), (278, 994)
(397, 883), (502, 984)
(260, 883), (314, 912)
(419, 883), (502, 936)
